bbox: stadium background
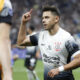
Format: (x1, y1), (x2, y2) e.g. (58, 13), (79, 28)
(10, 0), (80, 80)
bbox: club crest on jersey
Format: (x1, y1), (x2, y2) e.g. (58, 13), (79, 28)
(54, 42), (61, 51)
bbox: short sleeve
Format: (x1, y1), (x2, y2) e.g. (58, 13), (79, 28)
(65, 36), (80, 61)
(30, 33), (39, 46)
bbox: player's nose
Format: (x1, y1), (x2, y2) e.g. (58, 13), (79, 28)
(42, 19), (46, 24)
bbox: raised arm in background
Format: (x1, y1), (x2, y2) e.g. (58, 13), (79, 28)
(17, 9), (33, 46)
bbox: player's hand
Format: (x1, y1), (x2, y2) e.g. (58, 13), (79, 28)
(48, 68), (59, 78)
(22, 9), (33, 23)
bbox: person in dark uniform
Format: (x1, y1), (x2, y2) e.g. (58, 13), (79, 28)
(24, 26), (40, 80)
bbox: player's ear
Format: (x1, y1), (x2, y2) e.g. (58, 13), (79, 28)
(55, 16), (59, 22)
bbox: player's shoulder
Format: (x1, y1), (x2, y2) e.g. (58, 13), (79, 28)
(60, 28), (72, 38)
(60, 28), (76, 45)
(60, 28), (70, 35)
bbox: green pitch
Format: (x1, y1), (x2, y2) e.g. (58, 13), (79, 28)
(13, 59), (80, 80)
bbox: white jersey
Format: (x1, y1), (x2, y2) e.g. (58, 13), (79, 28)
(38, 28), (80, 70)
(30, 27), (80, 78)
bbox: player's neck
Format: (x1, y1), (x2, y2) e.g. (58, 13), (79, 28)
(48, 24), (60, 35)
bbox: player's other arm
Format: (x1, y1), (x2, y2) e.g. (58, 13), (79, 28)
(64, 40), (80, 71)
(48, 53), (80, 78)
(64, 53), (80, 71)
(48, 40), (80, 78)
(17, 9), (33, 46)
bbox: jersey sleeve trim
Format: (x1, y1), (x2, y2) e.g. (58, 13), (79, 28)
(30, 35), (38, 46)
(71, 50), (80, 58)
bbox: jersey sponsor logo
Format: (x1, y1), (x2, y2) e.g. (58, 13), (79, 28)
(54, 42), (61, 51)
(43, 54), (60, 65)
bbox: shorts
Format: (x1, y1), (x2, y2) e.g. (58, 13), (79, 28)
(0, 15), (12, 25)
(24, 55), (37, 71)
(0, 6), (13, 25)
(45, 71), (74, 80)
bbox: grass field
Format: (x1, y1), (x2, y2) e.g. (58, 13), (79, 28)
(13, 59), (80, 80)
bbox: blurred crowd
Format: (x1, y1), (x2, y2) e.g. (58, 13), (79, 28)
(10, 0), (80, 44)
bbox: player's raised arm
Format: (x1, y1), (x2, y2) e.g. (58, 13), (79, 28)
(17, 9), (33, 46)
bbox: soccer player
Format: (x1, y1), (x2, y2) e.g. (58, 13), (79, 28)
(24, 25), (40, 80)
(17, 6), (80, 80)
(0, 0), (13, 80)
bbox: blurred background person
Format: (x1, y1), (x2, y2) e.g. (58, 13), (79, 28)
(24, 25), (40, 80)
(0, 0), (13, 80)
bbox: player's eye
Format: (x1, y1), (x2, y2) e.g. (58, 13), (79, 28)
(45, 16), (50, 19)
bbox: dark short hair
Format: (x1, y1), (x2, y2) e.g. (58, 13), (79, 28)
(29, 25), (35, 31)
(42, 5), (60, 17)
